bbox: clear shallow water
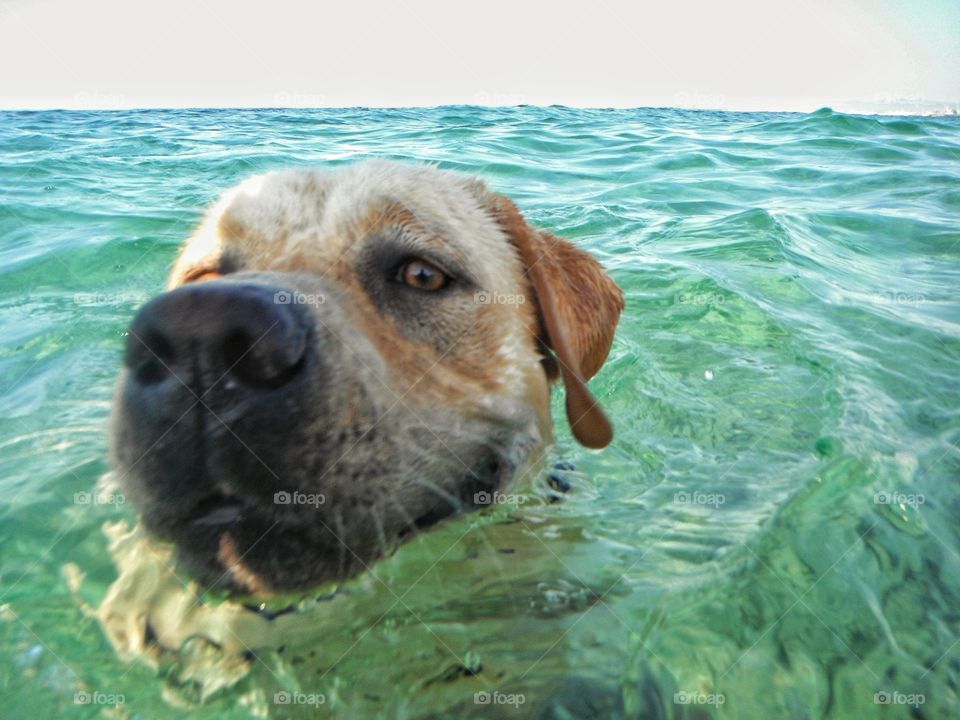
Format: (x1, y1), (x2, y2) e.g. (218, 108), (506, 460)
(0, 106), (958, 719)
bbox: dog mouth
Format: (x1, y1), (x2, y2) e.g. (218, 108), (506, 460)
(163, 490), (290, 595)
(116, 374), (530, 594)
(186, 492), (246, 528)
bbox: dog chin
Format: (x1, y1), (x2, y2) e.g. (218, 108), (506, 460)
(172, 526), (341, 596)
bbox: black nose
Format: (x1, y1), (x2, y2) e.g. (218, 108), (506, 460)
(125, 283), (312, 390)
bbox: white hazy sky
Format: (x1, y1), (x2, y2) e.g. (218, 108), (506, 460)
(1, 0), (957, 112)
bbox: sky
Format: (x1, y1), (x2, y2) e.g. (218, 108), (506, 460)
(0, 0), (958, 112)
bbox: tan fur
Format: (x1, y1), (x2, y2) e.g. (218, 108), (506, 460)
(118, 160), (622, 595)
(168, 162), (622, 449)
(217, 535), (273, 597)
(488, 195), (625, 448)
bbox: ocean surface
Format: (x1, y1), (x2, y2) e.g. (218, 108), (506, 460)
(0, 106), (958, 719)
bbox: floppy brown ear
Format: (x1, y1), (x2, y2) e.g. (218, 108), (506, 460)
(493, 195), (625, 449)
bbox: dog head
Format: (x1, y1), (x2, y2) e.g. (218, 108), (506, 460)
(109, 161), (623, 594)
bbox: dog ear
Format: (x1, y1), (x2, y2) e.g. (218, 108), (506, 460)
(492, 195), (624, 449)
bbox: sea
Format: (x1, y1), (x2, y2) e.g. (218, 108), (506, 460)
(0, 105), (958, 718)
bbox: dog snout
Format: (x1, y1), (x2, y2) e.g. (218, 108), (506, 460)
(124, 282), (312, 392)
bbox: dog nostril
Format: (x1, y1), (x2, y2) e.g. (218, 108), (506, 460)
(124, 284), (313, 392)
(129, 330), (176, 385)
(221, 329), (255, 374)
(223, 325), (308, 389)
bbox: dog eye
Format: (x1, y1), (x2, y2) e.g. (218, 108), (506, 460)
(397, 259), (449, 291)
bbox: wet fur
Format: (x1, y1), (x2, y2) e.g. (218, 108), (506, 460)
(110, 160), (623, 594)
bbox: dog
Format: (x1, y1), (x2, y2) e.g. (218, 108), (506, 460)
(109, 160), (624, 595)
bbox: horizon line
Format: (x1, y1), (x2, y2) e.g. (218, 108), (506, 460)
(2, 99), (959, 118)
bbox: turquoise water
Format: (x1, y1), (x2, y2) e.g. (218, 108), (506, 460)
(0, 106), (958, 718)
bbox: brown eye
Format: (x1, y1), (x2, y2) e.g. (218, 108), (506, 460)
(398, 259), (448, 291)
